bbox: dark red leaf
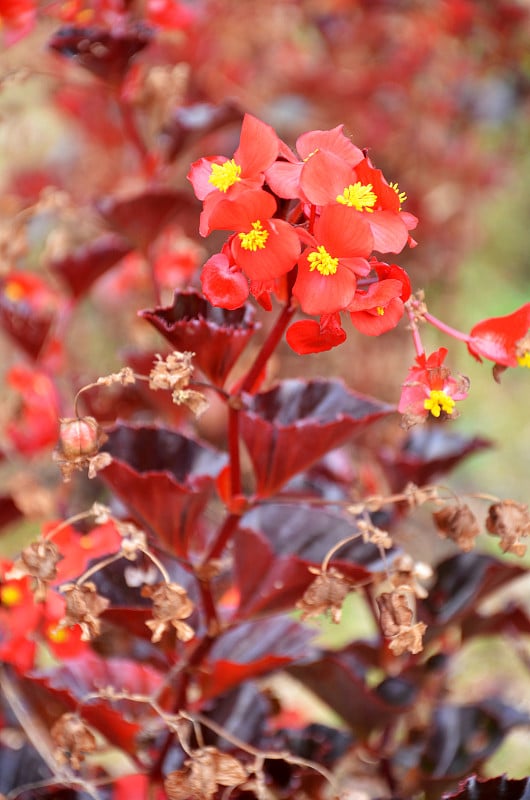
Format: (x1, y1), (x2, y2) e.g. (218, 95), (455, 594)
(241, 504), (394, 569)
(239, 379), (393, 495)
(379, 427), (492, 493)
(140, 290), (259, 386)
(161, 101), (243, 162)
(101, 422), (227, 557)
(0, 494), (22, 532)
(30, 651), (164, 756)
(50, 233), (132, 299)
(420, 552), (527, 629)
(288, 647), (409, 737)
(443, 775), (530, 800)
(48, 25), (152, 84)
(96, 189), (193, 252)
(0, 276), (56, 359)
(199, 617), (315, 700)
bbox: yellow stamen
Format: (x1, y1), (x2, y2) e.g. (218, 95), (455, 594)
(424, 390), (455, 418)
(4, 281), (25, 302)
(1, 584), (23, 607)
(80, 535), (94, 549)
(303, 148), (319, 162)
(376, 306), (385, 316)
(390, 182), (407, 209)
(47, 624), (70, 644)
(238, 221), (269, 251)
(336, 182), (377, 212)
(307, 246), (339, 276)
(208, 159), (242, 192)
(517, 352), (530, 368)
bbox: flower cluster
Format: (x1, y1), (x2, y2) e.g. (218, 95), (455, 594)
(189, 115), (417, 354)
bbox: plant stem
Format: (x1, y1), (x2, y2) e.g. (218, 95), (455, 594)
(423, 310), (471, 344)
(240, 300), (296, 394)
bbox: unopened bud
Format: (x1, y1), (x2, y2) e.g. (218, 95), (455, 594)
(58, 417), (104, 459)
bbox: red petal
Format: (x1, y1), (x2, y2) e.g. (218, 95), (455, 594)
(206, 189), (277, 233)
(301, 151), (354, 206)
(234, 114), (279, 176)
(315, 205), (373, 257)
(294, 256), (357, 315)
(232, 218), (300, 281)
(286, 318), (346, 354)
(468, 303), (530, 366)
(265, 161), (303, 200)
(369, 210), (409, 254)
(350, 297), (404, 336)
(296, 125), (363, 165)
(200, 253), (249, 309)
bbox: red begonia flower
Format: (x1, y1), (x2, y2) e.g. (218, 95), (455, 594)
(205, 190), (301, 281)
(6, 366), (60, 454)
(188, 114), (279, 235)
(398, 347), (469, 426)
(299, 154), (417, 254)
(467, 303), (530, 367)
(349, 278), (405, 336)
(265, 124), (363, 204)
(293, 205), (373, 316)
(201, 251), (249, 309)
(286, 313), (346, 355)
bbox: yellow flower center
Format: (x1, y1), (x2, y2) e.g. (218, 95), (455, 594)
(1, 584), (23, 607)
(390, 182), (407, 209)
(424, 390), (455, 418)
(46, 624), (70, 644)
(376, 306), (385, 316)
(336, 182), (377, 212)
(238, 221), (269, 251)
(208, 159), (242, 192)
(4, 281), (25, 302)
(517, 351), (530, 368)
(307, 246), (339, 276)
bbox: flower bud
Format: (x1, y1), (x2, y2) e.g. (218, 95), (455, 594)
(58, 417), (103, 459)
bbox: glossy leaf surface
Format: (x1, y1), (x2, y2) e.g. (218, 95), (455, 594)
(239, 379), (393, 495)
(140, 290), (259, 386)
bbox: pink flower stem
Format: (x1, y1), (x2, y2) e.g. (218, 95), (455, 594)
(423, 310), (472, 344)
(406, 304), (425, 358)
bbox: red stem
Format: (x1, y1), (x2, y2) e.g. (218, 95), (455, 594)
(239, 300), (296, 394)
(423, 310), (472, 344)
(227, 404), (242, 497)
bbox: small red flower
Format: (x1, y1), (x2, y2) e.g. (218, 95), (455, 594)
(6, 366), (60, 455)
(467, 303), (530, 368)
(293, 205), (373, 316)
(265, 124), (364, 204)
(286, 313), (347, 355)
(204, 189), (301, 281)
(349, 262), (411, 336)
(188, 114), (279, 235)
(399, 347), (469, 426)
(200, 251), (249, 310)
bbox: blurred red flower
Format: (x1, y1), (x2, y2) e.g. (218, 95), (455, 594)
(467, 303), (530, 368)
(399, 347), (469, 425)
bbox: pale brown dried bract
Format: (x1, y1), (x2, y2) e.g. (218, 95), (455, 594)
(296, 568), (351, 624)
(486, 500), (530, 557)
(61, 582), (110, 641)
(388, 622), (427, 656)
(433, 504), (480, 552)
(51, 713), (97, 771)
(376, 590), (427, 655)
(5, 540), (61, 602)
(165, 747), (248, 800)
(142, 582), (195, 643)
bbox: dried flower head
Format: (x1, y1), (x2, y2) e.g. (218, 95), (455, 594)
(390, 554), (432, 599)
(376, 589), (427, 655)
(5, 540), (61, 601)
(95, 367), (136, 387)
(172, 388), (209, 418)
(165, 747), (248, 800)
(358, 520), (393, 549)
(433, 503), (480, 552)
(485, 500), (530, 557)
(149, 351), (194, 392)
(296, 567), (352, 623)
(61, 582), (110, 640)
(54, 416), (109, 482)
(142, 582), (195, 643)
(51, 713), (97, 770)
(388, 622), (427, 656)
